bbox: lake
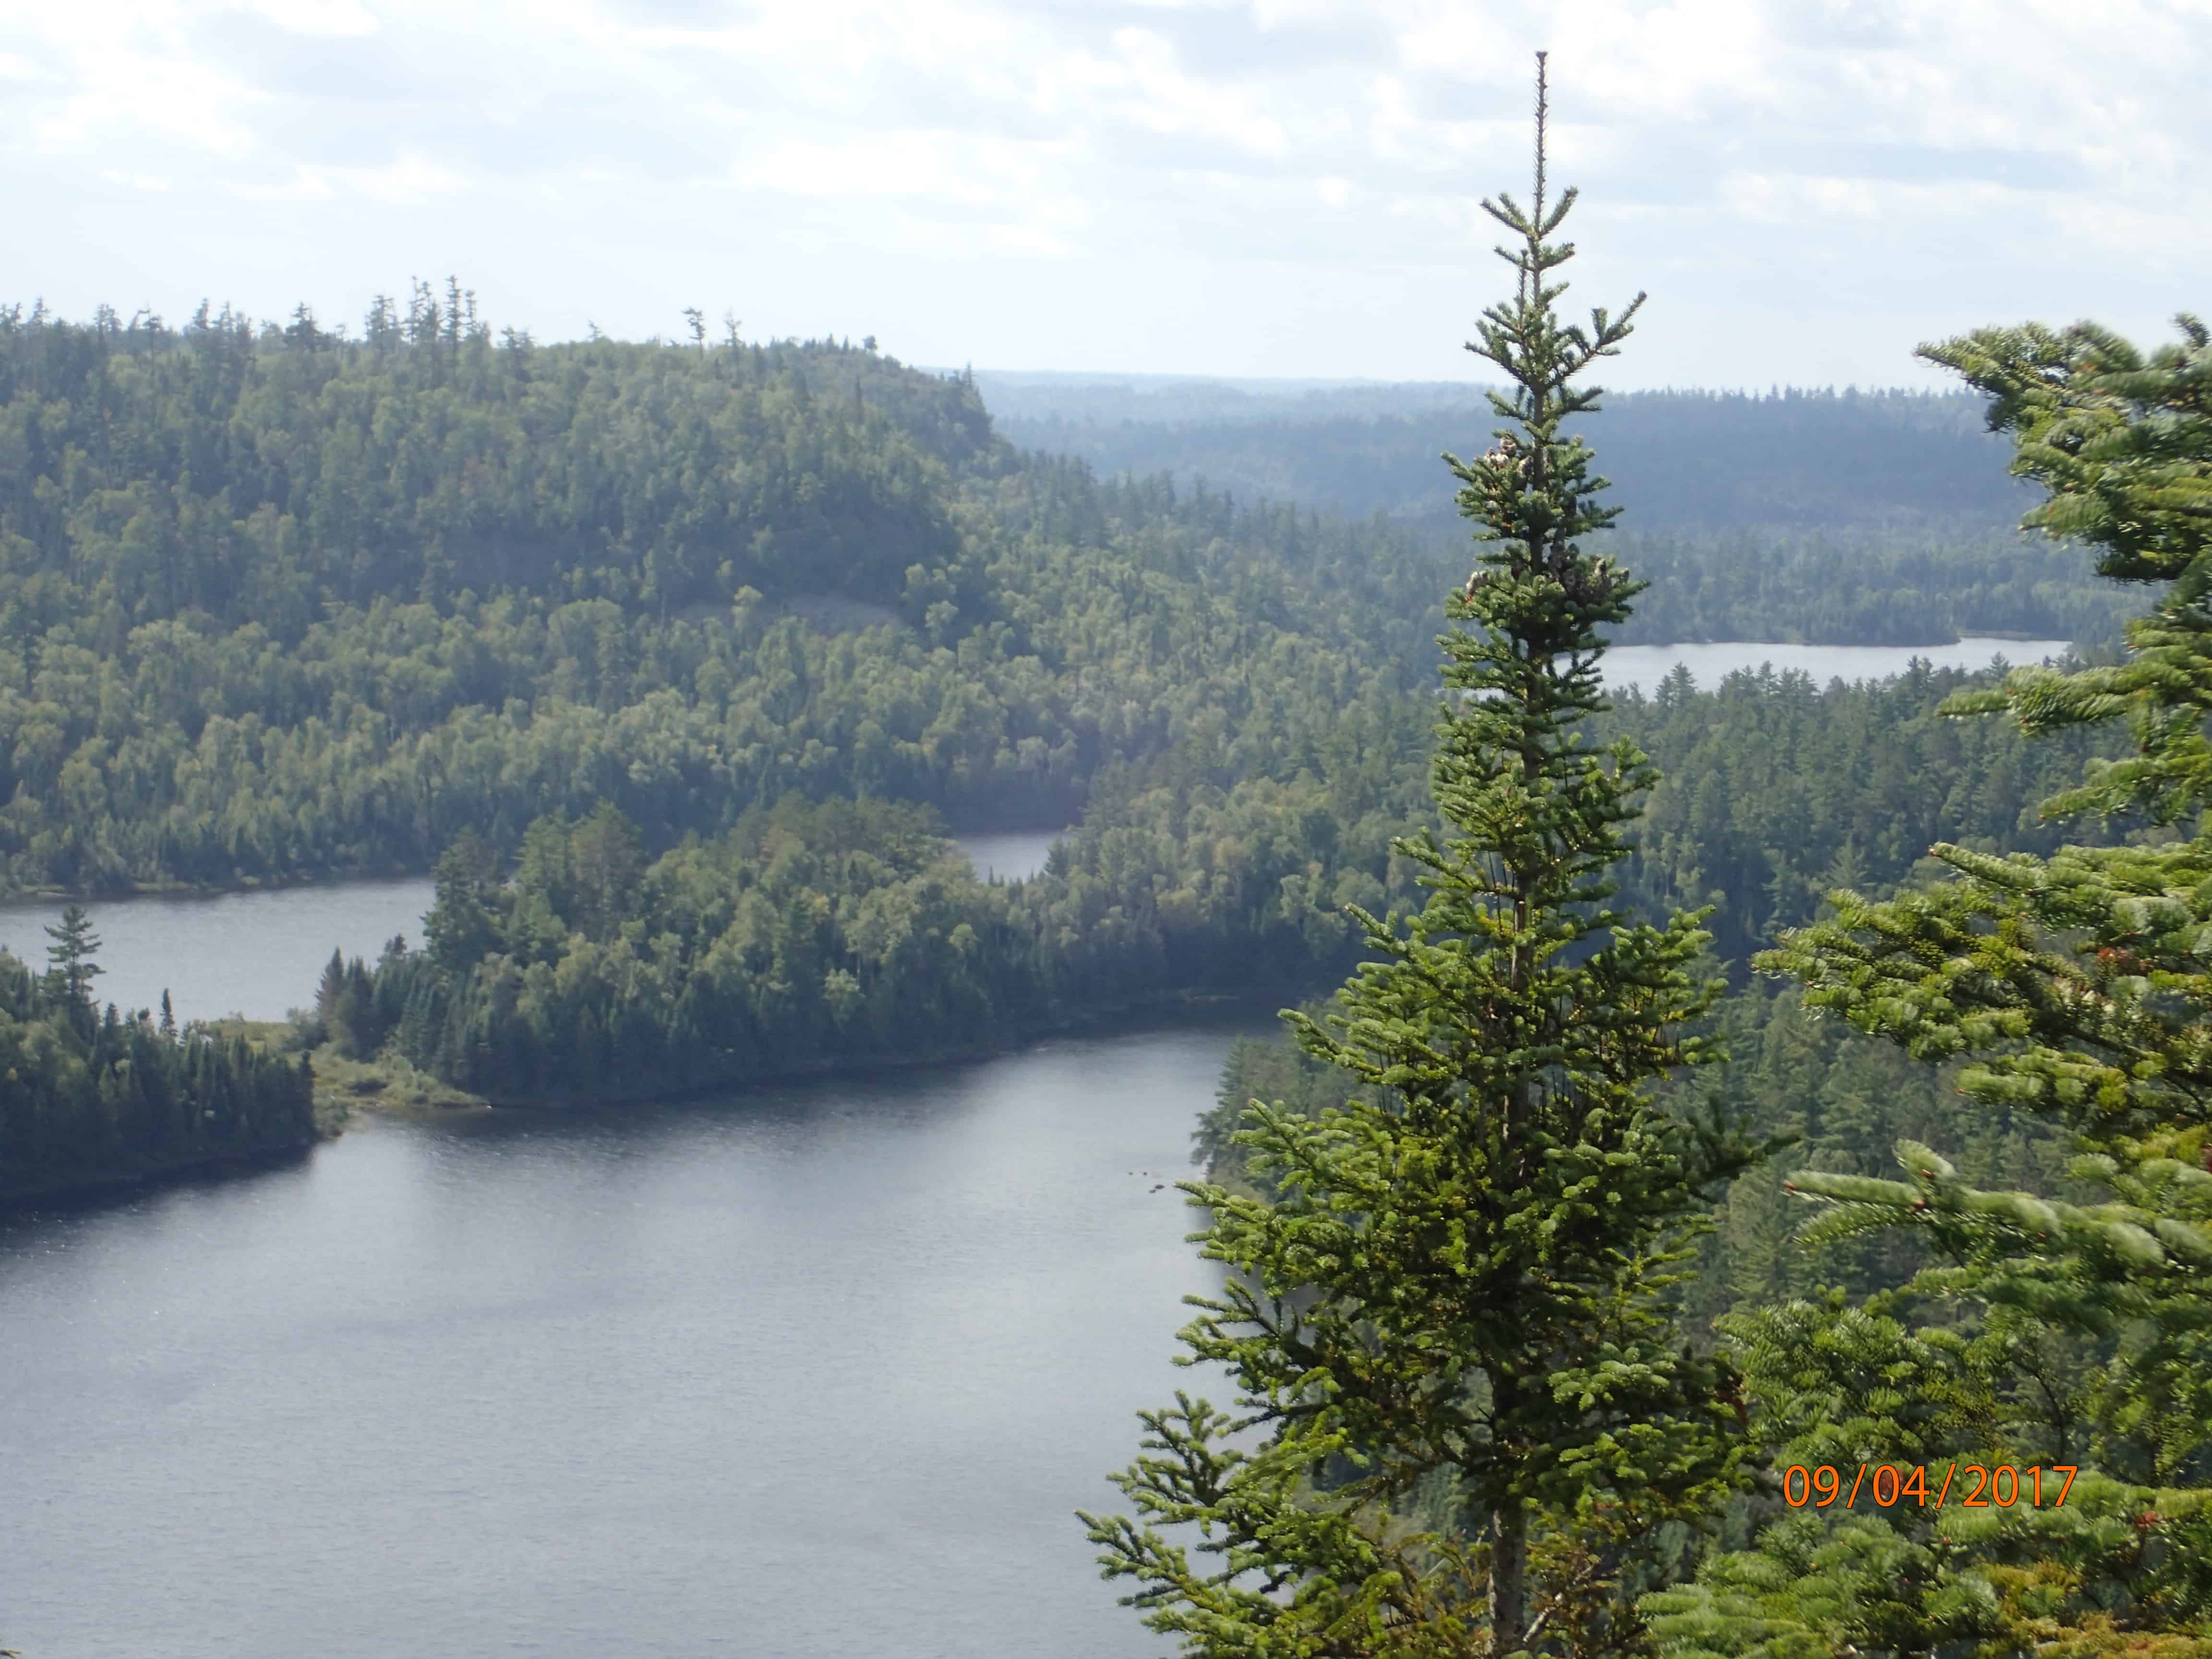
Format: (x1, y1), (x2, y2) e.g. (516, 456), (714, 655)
(0, 1016), (1261, 1659)
(1601, 635), (2071, 695)
(0, 639), (2072, 1653)
(0, 830), (1069, 1026)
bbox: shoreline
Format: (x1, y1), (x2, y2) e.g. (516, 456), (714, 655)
(0, 1142), (316, 1212)
(1, 986), (1293, 1212)
(338, 984), (1286, 1117)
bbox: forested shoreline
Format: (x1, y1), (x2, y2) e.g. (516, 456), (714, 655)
(0, 297), (2132, 898)
(0, 907), (316, 1198)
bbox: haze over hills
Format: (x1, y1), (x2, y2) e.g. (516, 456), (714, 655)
(965, 370), (2120, 648)
(971, 372), (2035, 533)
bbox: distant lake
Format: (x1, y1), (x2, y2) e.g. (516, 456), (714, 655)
(0, 1021), (1259, 1659)
(1601, 636), (2071, 695)
(0, 831), (1067, 1025)
(952, 827), (1068, 884)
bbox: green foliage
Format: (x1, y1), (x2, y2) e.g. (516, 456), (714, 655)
(991, 377), (2139, 649)
(1090, 71), (1759, 1657)
(0, 301), (1452, 892)
(373, 791), (1413, 1101)
(1604, 661), (2121, 969)
(0, 942), (314, 1197)
(1653, 314), (2212, 1658)
(0, 294), (2128, 904)
(1210, 980), (2074, 1330)
(43, 902), (102, 1006)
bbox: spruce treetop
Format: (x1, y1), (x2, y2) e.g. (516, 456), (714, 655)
(1085, 55), (1758, 1659)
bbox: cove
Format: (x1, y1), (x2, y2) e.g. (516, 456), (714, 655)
(0, 1019), (1259, 1659)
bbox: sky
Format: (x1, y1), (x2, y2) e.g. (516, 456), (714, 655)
(3, 0), (2207, 390)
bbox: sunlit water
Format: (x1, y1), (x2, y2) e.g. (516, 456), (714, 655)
(1601, 635), (2071, 695)
(0, 831), (1067, 1025)
(0, 1020), (1256, 1659)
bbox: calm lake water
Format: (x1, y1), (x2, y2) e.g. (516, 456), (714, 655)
(0, 644), (2066, 1653)
(1602, 635), (2071, 695)
(0, 1019), (1259, 1659)
(0, 830), (1067, 1026)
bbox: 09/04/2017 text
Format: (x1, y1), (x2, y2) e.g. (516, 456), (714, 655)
(1782, 1464), (2076, 1510)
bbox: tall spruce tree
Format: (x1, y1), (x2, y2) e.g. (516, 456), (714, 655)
(1084, 56), (1758, 1658)
(1650, 316), (2212, 1659)
(43, 902), (102, 1010)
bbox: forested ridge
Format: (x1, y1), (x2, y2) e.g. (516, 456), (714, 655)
(0, 296), (1454, 890)
(986, 380), (2032, 529)
(989, 378), (2139, 646)
(0, 294), (2132, 898)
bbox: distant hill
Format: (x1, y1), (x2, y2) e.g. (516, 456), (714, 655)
(975, 374), (2035, 536)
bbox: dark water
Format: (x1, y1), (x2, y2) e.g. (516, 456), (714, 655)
(0, 1020), (1260, 1658)
(0, 831), (1066, 1025)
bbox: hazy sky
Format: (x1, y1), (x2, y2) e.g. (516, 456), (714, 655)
(6, 0), (2206, 389)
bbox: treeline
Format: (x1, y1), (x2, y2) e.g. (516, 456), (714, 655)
(986, 382), (2034, 530)
(0, 293), (991, 622)
(0, 909), (315, 1198)
(0, 302), (1474, 892)
(335, 794), (1397, 1100)
(338, 656), (2128, 1106)
(990, 379), (2140, 646)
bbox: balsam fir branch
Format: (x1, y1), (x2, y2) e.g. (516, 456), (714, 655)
(1658, 312), (2212, 1659)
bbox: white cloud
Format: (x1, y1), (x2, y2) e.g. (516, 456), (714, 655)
(1, 0), (2206, 386)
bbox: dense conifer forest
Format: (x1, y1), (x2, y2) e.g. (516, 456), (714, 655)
(335, 656), (2119, 1104)
(988, 376), (2140, 646)
(0, 906), (315, 1195)
(0, 288), (2148, 1184)
(0, 294), (2132, 897)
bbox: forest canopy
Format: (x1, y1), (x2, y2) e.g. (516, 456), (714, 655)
(0, 293), (2136, 897)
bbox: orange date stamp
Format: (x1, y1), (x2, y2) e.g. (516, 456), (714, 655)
(1783, 1464), (2076, 1509)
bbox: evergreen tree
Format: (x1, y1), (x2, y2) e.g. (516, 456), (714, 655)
(424, 830), (504, 976)
(1084, 57), (1759, 1657)
(1652, 315), (2212, 1658)
(43, 903), (102, 1008)
(315, 948), (347, 1037)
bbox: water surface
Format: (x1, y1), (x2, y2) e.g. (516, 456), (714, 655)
(0, 877), (437, 1026)
(1602, 636), (2070, 695)
(955, 827), (1068, 884)
(0, 1022), (1257, 1659)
